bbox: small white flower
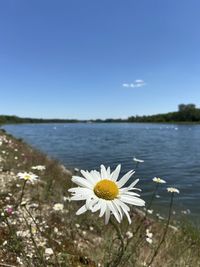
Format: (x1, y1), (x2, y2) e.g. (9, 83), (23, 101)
(153, 177), (166, 184)
(63, 196), (71, 202)
(133, 157), (144, 163)
(167, 187), (180, 194)
(82, 230), (87, 236)
(45, 248), (54, 256)
(31, 165), (46, 171)
(17, 172), (38, 183)
(126, 231), (133, 239)
(146, 237), (153, 244)
(147, 209), (153, 214)
(146, 229), (153, 244)
(16, 257), (23, 265)
(146, 229), (153, 238)
(69, 164), (145, 224)
(53, 203), (64, 211)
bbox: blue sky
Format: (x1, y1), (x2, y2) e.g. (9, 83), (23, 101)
(0, 0), (200, 119)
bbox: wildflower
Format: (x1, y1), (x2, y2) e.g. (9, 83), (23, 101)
(45, 248), (54, 256)
(53, 203), (64, 211)
(5, 206), (14, 216)
(133, 157), (144, 163)
(146, 237), (152, 244)
(167, 187), (180, 194)
(31, 165), (46, 171)
(146, 229), (153, 244)
(126, 231), (133, 239)
(17, 172), (38, 183)
(16, 257), (23, 265)
(31, 226), (37, 234)
(152, 177), (166, 184)
(63, 196), (71, 202)
(147, 209), (153, 214)
(69, 164), (145, 224)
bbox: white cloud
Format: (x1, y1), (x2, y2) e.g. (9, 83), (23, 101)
(122, 79), (146, 88)
(135, 79), (144, 83)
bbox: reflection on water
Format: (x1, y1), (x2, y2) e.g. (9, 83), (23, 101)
(3, 123), (200, 223)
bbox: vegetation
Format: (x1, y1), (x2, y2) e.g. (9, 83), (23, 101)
(0, 115), (82, 125)
(127, 104), (200, 123)
(0, 129), (200, 266)
(1, 104), (200, 125)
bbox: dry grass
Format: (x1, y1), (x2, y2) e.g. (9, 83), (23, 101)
(0, 129), (200, 267)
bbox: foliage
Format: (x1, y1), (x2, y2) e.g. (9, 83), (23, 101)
(1, 104), (200, 125)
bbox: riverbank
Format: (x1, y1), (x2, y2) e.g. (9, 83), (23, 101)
(0, 129), (200, 267)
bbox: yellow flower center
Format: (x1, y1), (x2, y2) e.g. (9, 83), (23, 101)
(94, 179), (119, 200)
(24, 175), (30, 180)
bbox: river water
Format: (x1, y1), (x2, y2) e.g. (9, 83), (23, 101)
(3, 123), (200, 223)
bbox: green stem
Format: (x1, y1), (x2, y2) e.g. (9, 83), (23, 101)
(107, 219), (125, 267)
(19, 180), (27, 206)
(147, 193), (174, 267)
(24, 206), (60, 266)
(23, 214), (47, 267)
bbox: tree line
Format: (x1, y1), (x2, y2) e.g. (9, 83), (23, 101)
(1, 104), (200, 125)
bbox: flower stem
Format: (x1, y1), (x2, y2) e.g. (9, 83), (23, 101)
(107, 219), (125, 267)
(23, 213), (47, 267)
(147, 192), (174, 267)
(19, 180), (27, 206)
(134, 183), (159, 236)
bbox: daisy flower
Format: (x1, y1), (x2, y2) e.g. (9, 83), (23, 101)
(152, 177), (166, 184)
(146, 229), (153, 244)
(167, 187), (180, 194)
(69, 164), (145, 224)
(53, 203), (64, 211)
(17, 172), (38, 183)
(31, 165), (46, 171)
(133, 157), (144, 163)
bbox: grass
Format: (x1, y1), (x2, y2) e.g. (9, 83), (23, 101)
(0, 129), (200, 267)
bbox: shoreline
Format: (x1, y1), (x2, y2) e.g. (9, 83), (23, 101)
(0, 129), (200, 266)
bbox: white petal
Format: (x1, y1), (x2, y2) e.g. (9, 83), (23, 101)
(86, 197), (98, 210)
(72, 176), (93, 189)
(107, 166), (111, 175)
(105, 206), (111, 224)
(99, 199), (107, 217)
(100, 165), (109, 179)
(121, 179), (140, 192)
(107, 201), (121, 223)
(91, 170), (101, 181)
(117, 170), (135, 188)
(114, 199), (131, 224)
(76, 205), (87, 215)
(111, 164), (121, 181)
(81, 170), (96, 185)
(112, 200), (123, 220)
(68, 188), (92, 194)
(70, 195), (88, 201)
(120, 191), (140, 197)
(114, 199), (130, 212)
(124, 208), (132, 224)
(91, 201), (101, 213)
(120, 196), (145, 206)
